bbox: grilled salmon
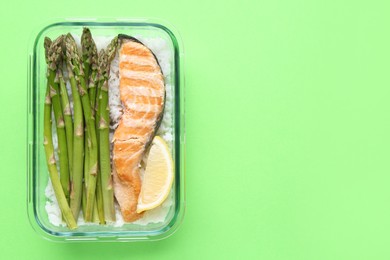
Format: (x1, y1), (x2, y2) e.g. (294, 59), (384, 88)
(112, 35), (165, 222)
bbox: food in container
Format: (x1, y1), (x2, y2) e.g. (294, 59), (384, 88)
(27, 19), (185, 241)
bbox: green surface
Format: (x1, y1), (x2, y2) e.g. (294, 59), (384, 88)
(1, 0), (390, 259)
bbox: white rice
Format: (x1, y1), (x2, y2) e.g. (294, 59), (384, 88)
(45, 34), (174, 227)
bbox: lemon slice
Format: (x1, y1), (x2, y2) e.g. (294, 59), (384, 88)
(137, 136), (174, 213)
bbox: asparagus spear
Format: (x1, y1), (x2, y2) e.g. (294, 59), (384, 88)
(82, 146), (100, 223)
(97, 37), (118, 222)
(43, 85), (77, 230)
(81, 28), (94, 84)
(65, 33), (98, 222)
(82, 135), (100, 223)
(82, 28), (99, 113)
(58, 69), (73, 178)
(81, 29), (96, 191)
(43, 38), (77, 230)
(44, 36), (70, 203)
(81, 135), (89, 220)
(64, 36), (85, 220)
(95, 50), (105, 131)
(95, 50), (106, 224)
(95, 162), (105, 224)
(81, 28), (105, 224)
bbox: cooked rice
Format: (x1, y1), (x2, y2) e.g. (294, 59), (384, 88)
(45, 35), (174, 227)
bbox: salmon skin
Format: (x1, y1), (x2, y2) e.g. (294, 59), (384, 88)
(113, 35), (165, 222)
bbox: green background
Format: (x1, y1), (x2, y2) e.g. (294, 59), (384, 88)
(1, 0), (390, 259)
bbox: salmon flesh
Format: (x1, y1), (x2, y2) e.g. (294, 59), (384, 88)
(113, 35), (165, 222)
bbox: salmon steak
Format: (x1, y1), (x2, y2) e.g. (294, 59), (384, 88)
(113, 35), (165, 222)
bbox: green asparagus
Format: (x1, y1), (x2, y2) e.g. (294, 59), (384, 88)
(81, 29), (105, 223)
(58, 69), (73, 179)
(95, 50), (106, 224)
(44, 29), (120, 227)
(44, 36), (70, 203)
(64, 36), (85, 220)
(81, 28), (99, 113)
(65, 33), (98, 222)
(97, 37), (118, 222)
(43, 37), (76, 229)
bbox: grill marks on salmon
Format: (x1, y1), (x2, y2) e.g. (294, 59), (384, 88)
(113, 36), (165, 222)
